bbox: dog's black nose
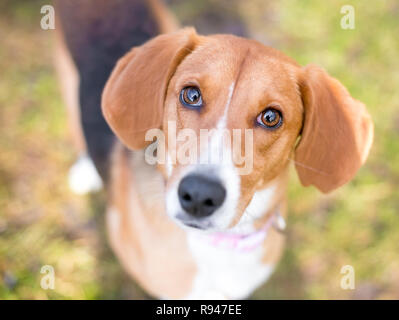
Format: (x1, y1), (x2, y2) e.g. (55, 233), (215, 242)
(178, 174), (226, 218)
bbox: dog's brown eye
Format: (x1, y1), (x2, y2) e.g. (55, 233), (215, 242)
(257, 108), (283, 129)
(180, 86), (202, 108)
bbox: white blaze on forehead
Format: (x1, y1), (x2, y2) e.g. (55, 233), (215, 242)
(203, 82), (236, 166)
(217, 82), (235, 130)
(242, 184), (277, 220)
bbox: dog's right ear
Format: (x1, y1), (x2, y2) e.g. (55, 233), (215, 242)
(102, 28), (198, 150)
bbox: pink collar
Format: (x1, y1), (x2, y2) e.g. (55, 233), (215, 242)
(200, 209), (285, 252)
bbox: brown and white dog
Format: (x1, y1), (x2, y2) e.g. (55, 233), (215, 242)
(57, 1), (373, 299)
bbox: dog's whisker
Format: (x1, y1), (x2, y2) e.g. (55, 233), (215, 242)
(287, 157), (330, 176)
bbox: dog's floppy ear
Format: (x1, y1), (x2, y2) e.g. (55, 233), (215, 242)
(295, 64), (373, 193)
(102, 28), (198, 149)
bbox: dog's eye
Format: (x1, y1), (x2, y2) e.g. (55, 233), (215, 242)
(257, 108), (283, 129)
(180, 86), (202, 108)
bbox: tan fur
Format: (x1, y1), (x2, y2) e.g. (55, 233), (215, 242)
(53, 21), (86, 153)
(101, 29), (373, 298)
(296, 65), (374, 192)
(159, 34), (304, 225)
(107, 144), (197, 299)
(102, 28), (200, 150)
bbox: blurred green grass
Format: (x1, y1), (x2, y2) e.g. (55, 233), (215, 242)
(0, 0), (398, 299)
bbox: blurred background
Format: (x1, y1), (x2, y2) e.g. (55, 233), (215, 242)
(0, 0), (398, 299)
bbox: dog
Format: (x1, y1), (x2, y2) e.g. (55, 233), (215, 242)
(56, 0), (373, 299)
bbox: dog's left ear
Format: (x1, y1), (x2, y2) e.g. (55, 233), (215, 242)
(295, 64), (373, 193)
(102, 28), (198, 150)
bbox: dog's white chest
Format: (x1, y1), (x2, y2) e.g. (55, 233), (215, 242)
(184, 231), (274, 299)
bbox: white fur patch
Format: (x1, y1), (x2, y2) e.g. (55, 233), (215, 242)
(241, 183), (277, 221)
(68, 154), (103, 194)
(183, 184), (280, 299)
(217, 82), (235, 130)
(185, 229), (274, 299)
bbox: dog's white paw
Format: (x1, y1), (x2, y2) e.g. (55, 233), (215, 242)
(68, 154), (103, 195)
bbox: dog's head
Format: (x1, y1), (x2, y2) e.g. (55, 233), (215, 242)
(102, 28), (373, 232)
